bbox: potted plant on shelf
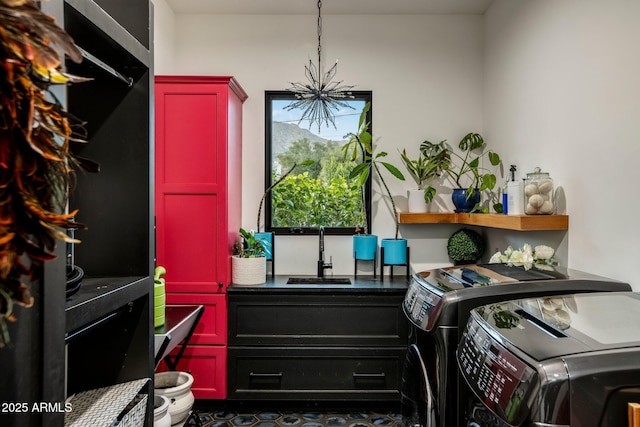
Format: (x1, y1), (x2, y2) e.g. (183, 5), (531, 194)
(231, 228), (272, 286)
(421, 132), (502, 213)
(399, 139), (450, 213)
(343, 102), (408, 267)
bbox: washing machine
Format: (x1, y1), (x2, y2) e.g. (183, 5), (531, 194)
(457, 291), (640, 427)
(400, 263), (631, 427)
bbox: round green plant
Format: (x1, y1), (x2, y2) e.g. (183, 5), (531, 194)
(447, 228), (486, 264)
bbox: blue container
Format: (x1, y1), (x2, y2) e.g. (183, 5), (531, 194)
(452, 188), (480, 213)
(254, 232), (273, 260)
(381, 238), (408, 265)
(353, 235), (378, 260)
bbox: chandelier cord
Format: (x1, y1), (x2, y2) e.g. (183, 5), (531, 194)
(317, 0), (322, 74)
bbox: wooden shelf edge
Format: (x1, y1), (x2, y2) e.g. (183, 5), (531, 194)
(397, 212), (568, 231)
(397, 212), (457, 224)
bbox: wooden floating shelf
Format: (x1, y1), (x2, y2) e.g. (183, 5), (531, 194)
(397, 213), (569, 231)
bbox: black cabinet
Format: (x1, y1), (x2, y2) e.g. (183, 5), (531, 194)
(0, 1), (153, 426)
(228, 287), (409, 402)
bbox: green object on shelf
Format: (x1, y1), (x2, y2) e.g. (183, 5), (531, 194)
(447, 228), (486, 264)
(154, 276), (166, 327)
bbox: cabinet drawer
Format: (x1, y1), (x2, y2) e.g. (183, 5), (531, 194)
(228, 294), (407, 346)
(166, 293), (227, 345)
(228, 347), (405, 401)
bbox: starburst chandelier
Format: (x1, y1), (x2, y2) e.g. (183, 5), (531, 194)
(286, 0), (355, 131)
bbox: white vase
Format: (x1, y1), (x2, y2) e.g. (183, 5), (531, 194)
(153, 395), (172, 427)
(408, 189), (430, 213)
(232, 255), (266, 285)
(155, 371), (195, 426)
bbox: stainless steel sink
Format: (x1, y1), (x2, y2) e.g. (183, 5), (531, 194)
(286, 277), (352, 285)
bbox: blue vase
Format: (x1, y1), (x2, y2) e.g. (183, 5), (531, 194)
(254, 232), (273, 260)
(452, 188), (480, 213)
(353, 235), (378, 260)
(381, 238), (408, 265)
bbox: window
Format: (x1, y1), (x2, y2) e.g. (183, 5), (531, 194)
(264, 91), (372, 235)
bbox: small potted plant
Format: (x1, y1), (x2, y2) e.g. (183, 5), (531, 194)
(421, 132), (502, 213)
(447, 228), (486, 265)
(231, 228), (271, 286)
(343, 102), (408, 267)
(399, 139), (450, 212)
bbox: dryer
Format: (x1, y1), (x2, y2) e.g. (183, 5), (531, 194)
(457, 291), (640, 426)
(400, 264), (631, 427)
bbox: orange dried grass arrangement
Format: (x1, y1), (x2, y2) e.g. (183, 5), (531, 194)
(0, 0), (92, 346)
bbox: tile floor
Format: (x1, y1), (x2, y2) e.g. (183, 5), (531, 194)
(183, 408), (402, 427)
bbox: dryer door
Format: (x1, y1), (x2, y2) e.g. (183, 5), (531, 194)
(401, 344), (436, 427)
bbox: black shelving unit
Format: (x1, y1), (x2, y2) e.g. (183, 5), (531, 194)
(0, 1), (153, 426)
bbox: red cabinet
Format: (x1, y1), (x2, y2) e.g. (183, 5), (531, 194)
(155, 76), (246, 399)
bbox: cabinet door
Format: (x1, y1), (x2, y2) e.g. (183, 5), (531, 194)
(158, 345), (227, 400)
(155, 80), (227, 293)
(165, 293), (227, 346)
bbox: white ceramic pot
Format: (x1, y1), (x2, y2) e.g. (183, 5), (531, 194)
(408, 189), (430, 213)
(154, 372), (195, 425)
(153, 395), (172, 427)
(232, 255), (266, 285)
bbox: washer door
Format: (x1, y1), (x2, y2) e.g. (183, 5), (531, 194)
(401, 344), (436, 427)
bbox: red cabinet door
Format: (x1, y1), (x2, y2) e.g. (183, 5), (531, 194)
(154, 76), (245, 293)
(158, 345), (228, 400)
(165, 294), (227, 346)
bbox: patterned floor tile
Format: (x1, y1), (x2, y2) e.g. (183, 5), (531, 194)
(188, 410), (401, 427)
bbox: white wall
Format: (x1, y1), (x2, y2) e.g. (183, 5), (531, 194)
(157, 13), (484, 275)
(484, 0), (640, 288)
(151, 0), (176, 74)
(152, 2), (639, 287)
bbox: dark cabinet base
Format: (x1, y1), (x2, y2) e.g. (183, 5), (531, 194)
(227, 284), (409, 402)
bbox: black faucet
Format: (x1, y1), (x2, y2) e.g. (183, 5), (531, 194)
(317, 226), (332, 278)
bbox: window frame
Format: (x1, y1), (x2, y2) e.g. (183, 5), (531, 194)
(264, 90), (373, 236)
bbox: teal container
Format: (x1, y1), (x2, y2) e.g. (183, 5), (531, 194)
(254, 232), (273, 261)
(353, 234), (378, 260)
(381, 238), (408, 265)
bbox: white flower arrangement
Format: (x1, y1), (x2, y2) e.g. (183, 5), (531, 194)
(489, 243), (557, 271)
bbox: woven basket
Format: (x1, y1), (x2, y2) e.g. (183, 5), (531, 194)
(232, 255), (266, 286)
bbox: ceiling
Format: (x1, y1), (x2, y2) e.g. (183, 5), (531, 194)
(164, 0), (495, 15)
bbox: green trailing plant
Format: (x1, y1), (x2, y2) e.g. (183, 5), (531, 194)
(233, 228), (272, 258)
(342, 102), (405, 238)
(446, 228), (486, 264)
(399, 140), (450, 204)
(422, 132), (503, 213)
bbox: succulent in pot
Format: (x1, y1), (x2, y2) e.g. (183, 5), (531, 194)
(232, 228), (273, 286)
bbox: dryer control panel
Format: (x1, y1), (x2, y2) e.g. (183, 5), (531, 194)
(457, 313), (537, 426)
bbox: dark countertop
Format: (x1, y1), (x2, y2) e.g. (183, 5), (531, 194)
(228, 275), (410, 293)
